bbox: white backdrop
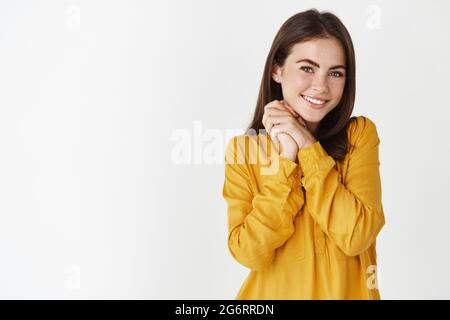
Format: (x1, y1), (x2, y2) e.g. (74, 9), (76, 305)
(1, 0), (449, 299)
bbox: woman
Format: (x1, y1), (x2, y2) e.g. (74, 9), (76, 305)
(222, 9), (385, 299)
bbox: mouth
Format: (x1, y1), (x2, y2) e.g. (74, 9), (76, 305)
(300, 94), (329, 109)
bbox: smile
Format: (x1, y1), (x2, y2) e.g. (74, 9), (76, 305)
(301, 94), (329, 109)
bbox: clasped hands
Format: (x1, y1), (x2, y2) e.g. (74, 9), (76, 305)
(261, 100), (317, 162)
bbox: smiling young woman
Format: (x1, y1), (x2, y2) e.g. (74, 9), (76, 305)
(222, 9), (386, 299)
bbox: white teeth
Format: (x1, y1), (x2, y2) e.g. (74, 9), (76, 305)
(303, 95), (326, 105)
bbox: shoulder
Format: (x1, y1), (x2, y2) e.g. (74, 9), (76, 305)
(347, 116), (380, 153)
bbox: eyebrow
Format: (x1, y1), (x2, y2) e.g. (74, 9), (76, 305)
(295, 58), (346, 70)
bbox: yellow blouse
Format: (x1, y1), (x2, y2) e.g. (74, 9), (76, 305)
(222, 116), (385, 299)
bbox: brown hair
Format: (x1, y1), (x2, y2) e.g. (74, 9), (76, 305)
(246, 9), (357, 161)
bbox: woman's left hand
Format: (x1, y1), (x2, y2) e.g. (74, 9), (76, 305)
(271, 100), (318, 149)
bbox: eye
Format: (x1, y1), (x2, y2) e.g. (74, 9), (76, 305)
(300, 66), (314, 73)
(329, 71), (344, 78)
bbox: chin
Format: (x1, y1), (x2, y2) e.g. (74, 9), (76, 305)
(301, 114), (323, 123)
(297, 103), (336, 123)
(296, 108), (327, 123)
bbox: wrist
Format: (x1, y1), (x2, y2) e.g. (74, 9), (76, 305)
(301, 138), (318, 149)
(280, 151), (298, 163)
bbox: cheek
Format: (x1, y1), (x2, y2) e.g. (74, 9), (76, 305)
(292, 73), (313, 91)
(329, 80), (346, 99)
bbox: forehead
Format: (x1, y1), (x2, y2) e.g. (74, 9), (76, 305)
(287, 38), (346, 66)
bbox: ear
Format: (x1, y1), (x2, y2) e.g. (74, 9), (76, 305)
(271, 64), (282, 83)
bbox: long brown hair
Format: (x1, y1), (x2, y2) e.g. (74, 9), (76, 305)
(247, 9), (357, 161)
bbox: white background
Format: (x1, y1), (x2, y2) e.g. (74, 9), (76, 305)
(1, 0), (449, 299)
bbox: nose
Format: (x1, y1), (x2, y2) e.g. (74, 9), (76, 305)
(311, 73), (329, 94)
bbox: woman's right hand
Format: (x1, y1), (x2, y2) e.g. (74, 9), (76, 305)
(262, 100), (300, 162)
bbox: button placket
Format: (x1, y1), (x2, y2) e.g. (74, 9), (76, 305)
(313, 222), (326, 255)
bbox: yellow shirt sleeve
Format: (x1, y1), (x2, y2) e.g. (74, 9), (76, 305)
(298, 116), (385, 256)
(222, 135), (305, 271)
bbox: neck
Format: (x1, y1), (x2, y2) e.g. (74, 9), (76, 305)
(305, 121), (319, 135)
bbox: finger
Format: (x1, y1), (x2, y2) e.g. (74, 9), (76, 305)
(281, 100), (299, 117)
(264, 100), (282, 112)
(271, 126), (292, 146)
(272, 123), (298, 146)
(263, 102), (284, 132)
(262, 104), (275, 127)
(265, 100), (295, 115)
(267, 115), (297, 125)
(266, 115), (295, 136)
(265, 101), (286, 110)
(265, 108), (294, 118)
(270, 115), (307, 134)
(295, 115), (307, 128)
(265, 115), (276, 135)
(263, 101), (279, 129)
(265, 104), (296, 123)
(279, 109), (307, 128)
(263, 101), (299, 133)
(261, 109), (276, 132)
(270, 127), (282, 144)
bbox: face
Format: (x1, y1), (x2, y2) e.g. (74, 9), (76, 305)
(272, 37), (346, 131)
